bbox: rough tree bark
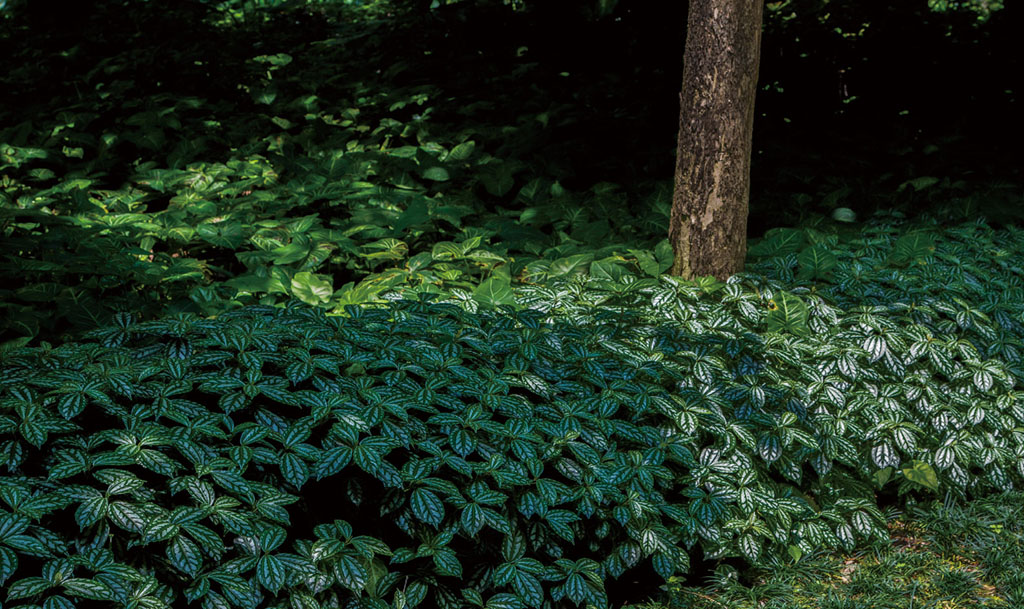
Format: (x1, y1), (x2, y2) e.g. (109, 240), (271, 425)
(670, 0), (764, 280)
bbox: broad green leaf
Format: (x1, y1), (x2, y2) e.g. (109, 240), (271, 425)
(196, 221), (245, 249)
(873, 467), (893, 488)
(796, 244), (838, 280)
(393, 199), (431, 233)
(630, 250), (661, 277)
(765, 291), (810, 336)
(447, 141), (476, 161)
(898, 176), (940, 192)
(226, 271), (290, 295)
(748, 227), (806, 257)
(831, 207), (857, 222)
(738, 535), (760, 562)
(654, 239), (674, 273)
(548, 253), (593, 277)
(564, 574), (587, 604)
(360, 238), (408, 261)
(270, 240), (311, 265)
(902, 460), (939, 491)
(590, 257), (628, 281)
(291, 272), (333, 305)
(787, 545), (803, 563)
(460, 503), (485, 536)
(889, 231), (936, 266)
(480, 163), (517, 197)
(432, 241), (464, 261)
(253, 52), (293, 66)
(473, 277), (515, 308)
(280, 453), (309, 489)
(422, 167), (450, 182)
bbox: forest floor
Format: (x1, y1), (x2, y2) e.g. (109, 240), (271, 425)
(1, 2), (1022, 609)
(633, 490), (1023, 609)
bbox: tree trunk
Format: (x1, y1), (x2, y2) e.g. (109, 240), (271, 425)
(669, 0), (764, 280)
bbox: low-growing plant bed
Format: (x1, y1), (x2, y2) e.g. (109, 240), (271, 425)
(633, 489), (1024, 608)
(1, 225), (1022, 608)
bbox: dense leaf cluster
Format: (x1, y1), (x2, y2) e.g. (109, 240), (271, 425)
(0, 0), (677, 347)
(2, 213), (1022, 608)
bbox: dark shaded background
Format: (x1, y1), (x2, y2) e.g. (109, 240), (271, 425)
(2, 0), (1021, 232)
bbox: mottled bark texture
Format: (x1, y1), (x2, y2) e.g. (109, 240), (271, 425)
(670, 0), (764, 280)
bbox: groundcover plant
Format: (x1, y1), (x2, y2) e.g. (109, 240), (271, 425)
(0, 213), (1022, 609)
(1, 1), (1021, 608)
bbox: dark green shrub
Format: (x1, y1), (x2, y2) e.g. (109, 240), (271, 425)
(2, 223), (1023, 609)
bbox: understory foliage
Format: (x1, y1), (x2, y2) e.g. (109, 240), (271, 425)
(0, 2), (1021, 608)
(1, 215), (1022, 609)
(2, 0), (1016, 348)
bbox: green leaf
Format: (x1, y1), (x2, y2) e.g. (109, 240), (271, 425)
(226, 271), (290, 295)
(787, 544), (803, 563)
(334, 555), (368, 591)
(447, 141), (476, 161)
(257, 554), (287, 593)
(756, 435), (782, 463)
(831, 207), (857, 222)
(564, 574), (587, 604)
(74, 494), (107, 529)
(196, 221), (245, 249)
(935, 446), (955, 469)
(480, 163), (517, 197)
(748, 227), (806, 257)
(433, 547), (463, 577)
(512, 571), (544, 608)
(738, 535), (760, 562)
(871, 444), (899, 469)
(461, 503), (485, 537)
(630, 250), (661, 277)
(0, 546), (17, 586)
(61, 578), (113, 600)
(410, 488), (445, 527)
(394, 199), (431, 233)
(473, 277), (515, 309)
(422, 167), (450, 182)
(548, 253), (593, 278)
(590, 257), (628, 281)
(316, 446), (353, 480)
(291, 272), (333, 305)
(254, 52), (293, 66)
(7, 576), (50, 600)
(43, 594), (76, 609)
(898, 176), (940, 192)
(796, 244), (838, 280)
(873, 467), (894, 488)
(271, 241), (311, 265)
(848, 514), (872, 541)
(654, 239), (674, 273)
(280, 453), (309, 489)
(501, 533), (526, 562)
(889, 231), (936, 266)
(167, 536), (203, 577)
(902, 460), (939, 491)
(486, 593), (524, 609)
(765, 291), (810, 336)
